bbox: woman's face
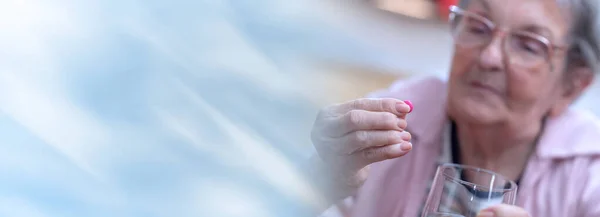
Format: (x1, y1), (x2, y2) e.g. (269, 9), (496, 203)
(447, 0), (575, 127)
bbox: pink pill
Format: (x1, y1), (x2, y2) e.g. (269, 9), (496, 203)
(404, 100), (413, 113)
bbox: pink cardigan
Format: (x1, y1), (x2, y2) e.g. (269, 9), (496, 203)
(321, 76), (600, 217)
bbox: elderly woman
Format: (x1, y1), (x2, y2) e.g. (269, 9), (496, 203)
(309, 0), (600, 216)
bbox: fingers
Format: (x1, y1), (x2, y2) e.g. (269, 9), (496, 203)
(347, 142), (413, 169)
(336, 130), (411, 154)
(310, 98), (416, 186)
(328, 110), (407, 136)
(336, 98), (412, 116)
(477, 204), (530, 217)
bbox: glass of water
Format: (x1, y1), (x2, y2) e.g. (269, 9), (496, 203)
(421, 164), (518, 217)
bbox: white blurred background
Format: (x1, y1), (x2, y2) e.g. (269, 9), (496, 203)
(0, 0), (598, 217)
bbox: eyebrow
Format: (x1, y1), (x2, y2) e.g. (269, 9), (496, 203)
(474, 0), (556, 40)
(480, 0), (491, 11)
(468, 0), (492, 17)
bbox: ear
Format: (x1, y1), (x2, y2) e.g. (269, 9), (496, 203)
(549, 66), (594, 117)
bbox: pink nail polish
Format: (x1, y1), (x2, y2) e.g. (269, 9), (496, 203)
(404, 100), (413, 113)
(400, 142), (412, 151)
(477, 210), (495, 217)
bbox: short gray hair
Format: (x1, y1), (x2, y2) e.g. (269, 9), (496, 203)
(565, 0), (600, 73)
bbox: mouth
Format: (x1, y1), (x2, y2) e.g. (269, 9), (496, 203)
(469, 81), (502, 95)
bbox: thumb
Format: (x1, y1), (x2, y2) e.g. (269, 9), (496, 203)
(476, 204), (530, 217)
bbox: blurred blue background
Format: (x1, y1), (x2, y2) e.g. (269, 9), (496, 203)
(0, 0), (326, 216)
(1, 0), (599, 217)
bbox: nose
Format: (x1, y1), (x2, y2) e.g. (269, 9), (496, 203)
(478, 36), (505, 72)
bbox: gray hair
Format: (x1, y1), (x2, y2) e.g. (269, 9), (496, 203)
(566, 0), (600, 73)
(457, 0), (600, 73)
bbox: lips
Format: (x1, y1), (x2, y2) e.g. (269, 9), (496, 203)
(469, 81), (502, 95)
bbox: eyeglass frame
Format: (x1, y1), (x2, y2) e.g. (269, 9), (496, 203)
(448, 5), (569, 71)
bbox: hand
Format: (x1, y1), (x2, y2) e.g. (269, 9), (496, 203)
(310, 98), (413, 200)
(477, 204), (531, 217)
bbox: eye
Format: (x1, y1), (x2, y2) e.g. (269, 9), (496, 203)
(515, 35), (547, 56)
(464, 17), (491, 35)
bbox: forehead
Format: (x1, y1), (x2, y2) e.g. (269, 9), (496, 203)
(465, 0), (573, 41)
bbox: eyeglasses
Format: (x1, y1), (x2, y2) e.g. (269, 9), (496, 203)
(449, 5), (567, 70)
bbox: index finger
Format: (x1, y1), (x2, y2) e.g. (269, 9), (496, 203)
(336, 98), (412, 116)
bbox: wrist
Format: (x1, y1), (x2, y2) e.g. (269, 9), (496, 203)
(307, 155), (363, 203)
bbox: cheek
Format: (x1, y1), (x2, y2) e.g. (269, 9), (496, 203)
(506, 67), (554, 103)
(506, 55), (570, 102)
(449, 47), (477, 83)
(504, 68), (565, 119)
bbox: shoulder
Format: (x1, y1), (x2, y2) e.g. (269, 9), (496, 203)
(577, 157), (600, 216)
(534, 109), (600, 216)
(537, 108), (600, 158)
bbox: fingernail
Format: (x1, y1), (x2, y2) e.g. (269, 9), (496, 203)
(400, 142), (412, 151)
(397, 118), (407, 129)
(403, 100), (413, 113)
(400, 131), (411, 141)
(477, 210), (495, 217)
(396, 102), (411, 113)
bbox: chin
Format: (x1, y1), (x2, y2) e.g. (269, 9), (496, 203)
(447, 95), (504, 125)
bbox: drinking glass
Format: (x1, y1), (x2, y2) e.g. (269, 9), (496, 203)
(421, 164), (518, 217)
